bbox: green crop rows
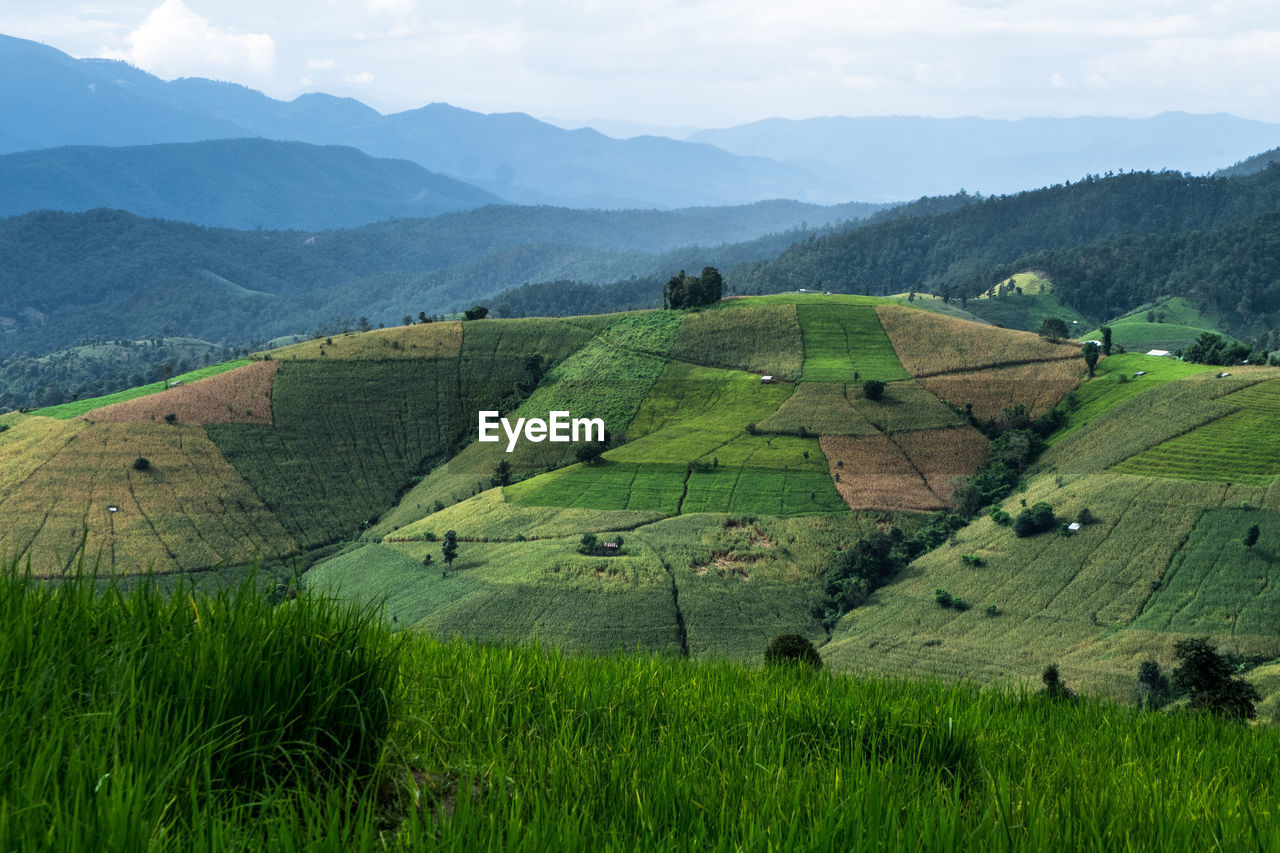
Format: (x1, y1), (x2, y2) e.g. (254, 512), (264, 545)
(796, 303), (910, 382)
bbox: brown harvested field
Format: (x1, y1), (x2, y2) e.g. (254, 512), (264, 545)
(920, 360), (1086, 420)
(819, 434), (944, 512)
(875, 304), (1080, 377)
(0, 423), (296, 576)
(89, 360), (279, 425)
(888, 426), (989, 504)
(269, 321), (464, 360)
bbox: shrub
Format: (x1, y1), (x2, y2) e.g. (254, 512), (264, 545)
(935, 589), (953, 608)
(1013, 502), (1055, 537)
(1041, 664), (1076, 702)
(763, 634), (823, 669)
(1171, 638), (1260, 719)
(1136, 660), (1172, 709)
(983, 604), (1000, 617)
(578, 533), (599, 555)
(989, 508), (1011, 525)
(164, 413), (177, 424)
(862, 379), (886, 401)
(951, 597), (969, 612)
(1076, 507), (1096, 526)
(745, 422), (759, 435)
(961, 554), (985, 567)
(132, 456), (151, 471)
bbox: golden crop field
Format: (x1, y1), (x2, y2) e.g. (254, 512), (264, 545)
(875, 304), (1080, 377)
(668, 303), (803, 380)
(268, 321), (464, 360)
(920, 359), (1085, 420)
(89, 360), (279, 425)
(819, 434), (945, 512)
(0, 416), (87, 494)
(890, 426), (989, 504)
(0, 423), (296, 576)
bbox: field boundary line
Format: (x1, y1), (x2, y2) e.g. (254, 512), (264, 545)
(911, 354), (1082, 380)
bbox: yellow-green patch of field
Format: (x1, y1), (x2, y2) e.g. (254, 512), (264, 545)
(921, 359), (1085, 421)
(89, 360), (278, 425)
(669, 303), (803, 379)
(976, 271), (1054, 299)
(506, 461), (687, 514)
(820, 471), (1280, 697)
(875, 304), (1080, 377)
(310, 538), (683, 654)
(0, 416), (87, 494)
(32, 360), (253, 420)
(388, 487), (664, 542)
(0, 423), (295, 575)
(756, 382), (881, 436)
(1113, 378), (1280, 485)
(267, 322), (464, 360)
(796, 303), (910, 382)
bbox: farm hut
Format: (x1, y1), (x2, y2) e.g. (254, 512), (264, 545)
(603, 542), (620, 553)
(761, 375), (774, 384)
(1133, 371), (1146, 377)
(1066, 522), (1081, 534)
(1146, 349), (1171, 357)
(1217, 372), (1232, 378)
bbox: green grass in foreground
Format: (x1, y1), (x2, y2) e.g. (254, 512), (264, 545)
(796, 303), (910, 382)
(9, 565), (1280, 850)
(31, 359), (252, 419)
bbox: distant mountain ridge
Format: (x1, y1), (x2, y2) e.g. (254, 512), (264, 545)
(0, 34), (839, 209)
(0, 139), (502, 230)
(691, 113), (1280, 201)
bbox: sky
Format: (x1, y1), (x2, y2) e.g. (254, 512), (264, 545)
(3, 0), (1280, 130)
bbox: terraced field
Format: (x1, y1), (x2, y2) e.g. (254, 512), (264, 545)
(1113, 379), (1280, 485)
(920, 359), (1084, 420)
(758, 380), (964, 435)
(268, 322), (463, 360)
(796, 303), (910, 382)
(89, 360), (278, 424)
(876, 304), (1080, 376)
(668, 302), (802, 379)
(820, 427), (987, 512)
(33, 360), (253, 420)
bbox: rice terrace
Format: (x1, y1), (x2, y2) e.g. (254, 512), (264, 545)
(7, 291), (1280, 847)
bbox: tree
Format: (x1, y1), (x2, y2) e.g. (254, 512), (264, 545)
(1082, 341), (1099, 378)
(418, 312), (430, 324)
(441, 530), (458, 575)
(578, 533), (599, 554)
(132, 456), (151, 471)
(1013, 502), (1055, 537)
(763, 634), (823, 669)
(699, 266), (724, 303)
(490, 460), (512, 487)
(421, 553), (433, 570)
(1038, 318), (1069, 343)
(1136, 660), (1171, 709)
(1101, 325), (1113, 356)
(464, 305), (489, 321)
(862, 379), (886, 401)
(1171, 637), (1260, 719)
(1244, 524), (1260, 549)
(1040, 664), (1076, 702)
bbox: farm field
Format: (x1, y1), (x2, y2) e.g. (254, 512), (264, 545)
(1113, 378), (1280, 485)
(963, 272), (1092, 332)
(266, 321), (463, 360)
(89, 360), (279, 424)
(820, 470), (1280, 696)
(1040, 368), (1279, 475)
(620, 362), (791, 444)
(502, 461), (688, 514)
(1046, 353), (1212, 446)
(819, 427), (987, 513)
(669, 302), (803, 379)
(33, 359), (252, 420)
(1134, 508), (1280, 635)
(0, 422), (295, 575)
(389, 488), (664, 541)
(876, 304), (1080, 376)
(758, 380), (964, 435)
(1081, 297), (1231, 353)
(920, 359), (1085, 420)
(796, 303), (910, 382)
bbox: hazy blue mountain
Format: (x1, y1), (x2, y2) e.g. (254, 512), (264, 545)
(690, 114), (1280, 201)
(0, 139), (502, 229)
(0, 34), (841, 208)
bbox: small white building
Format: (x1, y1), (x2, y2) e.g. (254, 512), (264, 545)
(1066, 522), (1081, 534)
(761, 375), (774, 384)
(1146, 349), (1171, 357)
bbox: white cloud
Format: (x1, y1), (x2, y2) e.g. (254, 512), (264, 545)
(345, 70), (375, 84)
(103, 0), (275, 80)
(305, 57), (336, 70)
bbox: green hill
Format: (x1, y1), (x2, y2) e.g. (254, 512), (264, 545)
(1080, 296), (1231, 354)
(7, 295), (1280, 712)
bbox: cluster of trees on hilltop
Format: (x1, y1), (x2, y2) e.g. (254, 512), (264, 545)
(663, 268), (724, 309)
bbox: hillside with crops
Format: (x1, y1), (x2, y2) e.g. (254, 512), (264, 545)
(5, 294), (1280, 712)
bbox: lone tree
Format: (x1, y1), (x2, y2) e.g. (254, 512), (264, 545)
(1040, 663), (1075, 702)
(441, 530), (458, 576)
(1101, 325), (1113, 356)
(464, 305), (489, 321)
(1171, 637), (1260, 719)
(1038, 318), (1070, 343)
(132, 457), (151, 472)
(1244, 524), (1260, 549)
(862, 379), (886, 401)
(763, 634), (823, 669)
(1082, 341), (1100, 378)
(490, 460), (512, 487)
(1136, 659), (1172, 709)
